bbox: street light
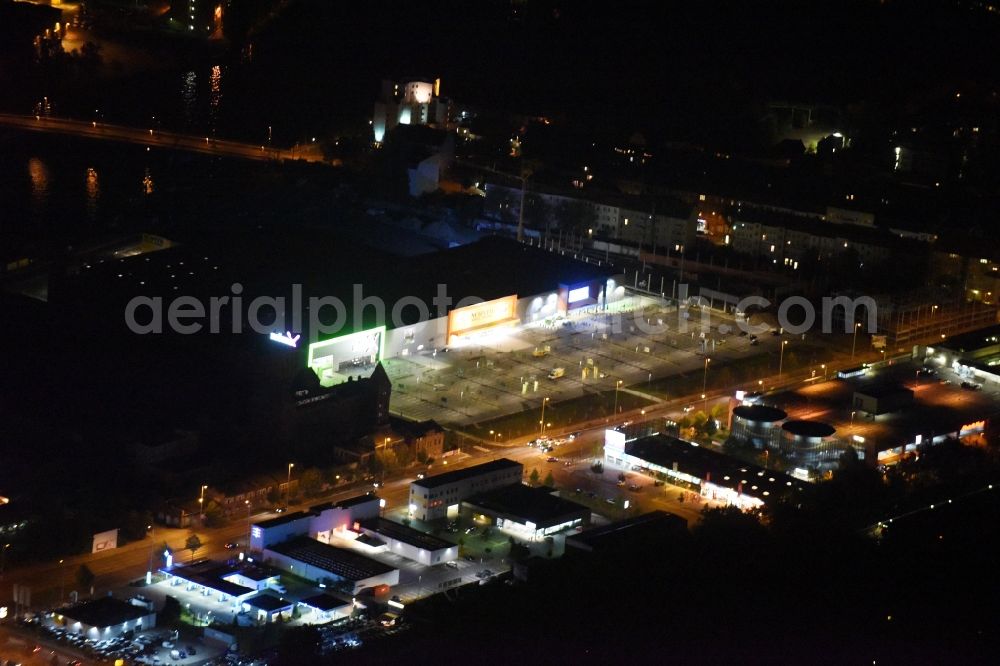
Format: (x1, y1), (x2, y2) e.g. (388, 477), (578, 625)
(285, 463), (294, 506)
(614, 379), (623, 415)
(0, 543), (10, 577)
(539, 397), (550, 438)
(702, 358), (711, 410)
(779, 340), (789, 377)
(852, 322), (862, 360)
(145, 525), (154, 585)
(198, 485), (207, 523)
(244, 500), (252, 558)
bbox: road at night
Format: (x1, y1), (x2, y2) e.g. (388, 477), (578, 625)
(0, 113), (329, 164)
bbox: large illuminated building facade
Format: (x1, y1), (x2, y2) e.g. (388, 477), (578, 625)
(40, 235), (617, 472)
(373, 78), (451, 143)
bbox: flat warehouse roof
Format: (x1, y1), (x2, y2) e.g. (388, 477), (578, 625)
(255, 511), (311, 529)
(61, 597), (150, 628)
(623, 434), (805, 501)
(56, 233), (612, 340)
(300, 593), (354, 612)
(333, 493), (380, 509)
(567, 511), (688, 552)
(413, 458), (522, 490)
(165, 560), (263, 597)
(463, 483), (589, 527)
(244, 594), (294, 612)
(360, 517), (455, 551)
(267, 536), (397, 581)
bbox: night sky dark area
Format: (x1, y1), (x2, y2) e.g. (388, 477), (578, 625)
(238, 0), (1000, 144)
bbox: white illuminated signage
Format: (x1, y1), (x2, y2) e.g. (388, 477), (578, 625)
(568, 286), (590, 304)
(269, 331), (300, 348)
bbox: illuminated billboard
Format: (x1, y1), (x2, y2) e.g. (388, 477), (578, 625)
(92, 528), (120, 554)
(567, 285), (591, 304)
(307, 326), (386, 387)
(448, 295), (518, 343)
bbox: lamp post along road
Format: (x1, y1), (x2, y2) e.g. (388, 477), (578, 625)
(702, 358), (711, 411)
(539, 397), (550, 438)
(198, 484), (207, 524)
(245, 500), (252, 558)
(145, 525), (154, 585)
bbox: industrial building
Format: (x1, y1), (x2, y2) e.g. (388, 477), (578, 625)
(250, 494), (382, 551)
(241, 594), (295, 624)
(755, 360), (1000, 469)
(921, 324), (1000, 386)
(604, 430), (806, 510)
(565, 511), (688, 554)
(49, 597), (156, 640)
(852, 384), (914, 415)
(263, 536), (400, 594)
(298, 593), (355, 623)
(460, 483), (591, 541)
(408, 458), (524, 521)
(160, 560), (282, 611)
(357, 517), (458, 565)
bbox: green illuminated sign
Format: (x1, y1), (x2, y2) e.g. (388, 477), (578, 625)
(307, 326), (386, 386)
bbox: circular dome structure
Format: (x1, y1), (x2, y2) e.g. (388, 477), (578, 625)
(730, 405), (787, 450)
(733, 405), (787, 423)
(781, 420), (840, 471)
(781, 420), (836, 438)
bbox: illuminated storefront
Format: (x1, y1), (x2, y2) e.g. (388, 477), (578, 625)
(447, 295), (519, 345)
(560, 281), (601, 312)
(307, 326), (386, 387)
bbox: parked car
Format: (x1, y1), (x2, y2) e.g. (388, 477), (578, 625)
(224, 542), (239, 550)
(546, 456), (558, 463)
(961, 381), (982, 391)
